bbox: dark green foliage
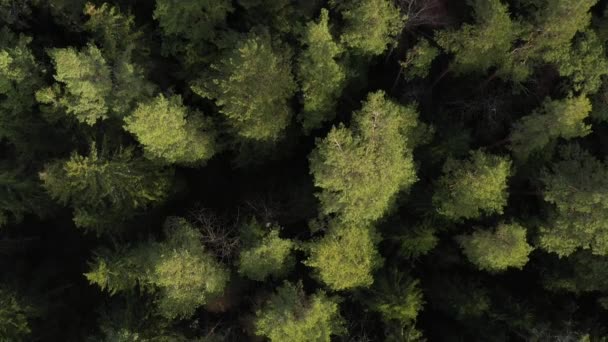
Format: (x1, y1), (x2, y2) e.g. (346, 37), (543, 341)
(40, 145), (172, 233)
(539, 144), (608, 256)
(192, 30), (296, 142)
(5, 1), (608, 340)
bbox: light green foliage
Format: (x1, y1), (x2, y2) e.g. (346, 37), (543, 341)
(458, 223), (534, 272)
(366, 271), (425, 323)
(551, 30), (608, 94)
(154, 0), (232, 64)
(297, 9), (346, 132)
(254, 282), (346, 342)
(436, 0), (522, 76)
(0, 168), (49, 228)
(539, 144), (608, 257)
(86, 217), (229, 319)
(543, 250), (608, 294)
(309, 91), (422, 224)
(40, 145), (172, 234)
(124, 94), (217, 165)
(36, 44), (153, 125)
(0, 27), (43, 149)
(84, 2), (142, 62)
(37, 45), (112, 125)
(0, 286), (32, 342)
(434, 150), (512, 220)
(510, 96), (592, 160)
(332, 0), (405, 55)
(401, 39), (439, 81)
(192, 30), (296, 141)
(237, 220), (295, 281)
(305, 223), (382, 290)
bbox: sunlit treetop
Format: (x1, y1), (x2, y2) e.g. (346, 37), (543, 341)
(310, 91), (424, 224)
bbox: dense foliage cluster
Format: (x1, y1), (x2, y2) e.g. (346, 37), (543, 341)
(3, 0), (608, 341)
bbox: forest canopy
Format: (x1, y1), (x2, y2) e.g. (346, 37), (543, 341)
(2, 0), (608, 341)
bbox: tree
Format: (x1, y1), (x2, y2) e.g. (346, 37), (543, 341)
(0, 286), (33, 342)
(153, 0), (233, 66)
(551, 30), (608, 94)
(191, 30), (296, 142)
(400, 39), (439, 81)
(0, 167), (49, 228)
(309, 91), (423, 224)
(86, 217), (230, 319)
(124, 94), (217, 165)
(365, 270), (425, 323)
(0, 27), (46, 155)
(254, 281), (346, 342)
(436, 0), (522, 77)
(543, 250), (608, 294)
(332, 0), (406, 56)
(305, 223), (382, 291)
(237, 220), (295, 282)
(539, 144), (608, 257)
(40, 144), (172, 234)
(83, 2), (143, 63)
(458, 223), (534, 272)
(297, 9), (346, 132)
(36, 44), (153, 125)
(510, 96), (592, 160)
(433, 150), (511, 220)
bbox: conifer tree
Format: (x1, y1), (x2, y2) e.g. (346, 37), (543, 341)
(539, 144), (608, 257)
(510, 96), (592, 160)
(254, 281), (346, 342)
(124, 94), (217, 165)
(297, 9), (346, 133)
(305, 222), (382, 291)
(153, 0), (233, 66)
(36, 44), (153, 125)
(0, 167), (49, 228)
(86, 217), (229, 319)
(436, 0), (522, 77)
(237, 220), (295, 282)
(191, 30), (296, 142)
(400, 39), (439, 81)
(332, 0), (406, 56)
(309, 91), (423, 224)
(0, 286), (32, 342)
(458, 223), (534, 272)
(40, 144), (172, 234)
(433, 150), (512, 221)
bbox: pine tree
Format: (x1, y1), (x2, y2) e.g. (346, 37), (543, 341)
(0, 167), (49, 228)
(332, 0), (406, 56)
(124, 94), (217, 166)
(510, 96), (592, 160)
(433, 150), (512, 221)
(297, 9), (346, 132)
(400, 39), (439, 81)
(40, 144), (172, 234)
(191, 30), (296, 142)
(254, 281), (346, 342)
(305, 222), (382, 291)
(237, 220), (295, 282)
(539, 144), (608, 257)
(309, 91), (423, 224)
(86, 217), (229, 319)
(458, 223), (534, 272)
